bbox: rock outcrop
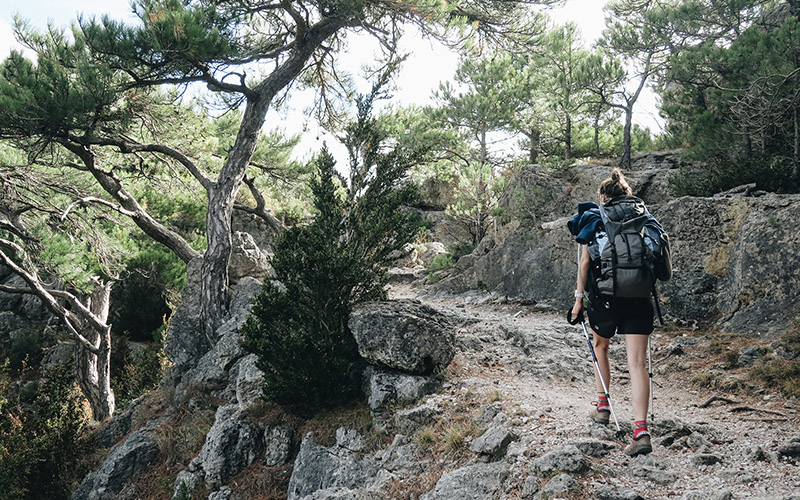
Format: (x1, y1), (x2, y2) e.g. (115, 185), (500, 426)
(437, 158), (800, 338)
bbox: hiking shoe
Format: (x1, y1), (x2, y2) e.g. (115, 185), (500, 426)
(589, 406), (610, 425)
(624, 434), (652, 456)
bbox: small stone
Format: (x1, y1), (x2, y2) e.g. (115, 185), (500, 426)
(777, 437), (800, 458)
(686, 432), (709, 449)
(570, 438), (617, 458)
(469, 426), (516, 458)
(630, 456), (676, 486)
(692, 453), (723, 466)
(472, 404), (501, 426)
(521, 477), (539, 498)
(746, 445), (768, 462)
(594, 487), (645, 500)
(532, 445), (589, 476)
(536, 473), (580, 499)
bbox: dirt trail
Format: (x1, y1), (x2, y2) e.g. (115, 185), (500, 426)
(391, 282), (800, 499)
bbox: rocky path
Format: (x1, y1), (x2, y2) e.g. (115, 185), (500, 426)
(391, 283), (800, 500)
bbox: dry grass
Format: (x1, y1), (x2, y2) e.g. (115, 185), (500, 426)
(385, 466), (444, 500)
(153, 404), (216, 466)
(114, 461), (208, 500)
(225, 464), (293, 500)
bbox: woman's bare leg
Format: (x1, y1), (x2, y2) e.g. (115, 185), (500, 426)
(593, 332), (611, 396)
(624, 334), (650, 422)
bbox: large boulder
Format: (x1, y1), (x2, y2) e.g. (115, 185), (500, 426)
(185, 404), (266, 491)
(228, 231), (274, 285)
(172, 277), (262, 404)
(657, 194), (800, 337)
(72, 418), (165, 500)
(349, 300), (455, 374)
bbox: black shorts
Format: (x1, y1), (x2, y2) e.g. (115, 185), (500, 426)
(587, 296), (654, 339)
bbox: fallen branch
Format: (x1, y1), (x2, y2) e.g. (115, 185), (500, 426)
(729, 406), (786, 416)
(699, 396), (740, 408)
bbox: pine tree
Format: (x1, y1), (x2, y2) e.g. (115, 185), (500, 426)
(241, 88), (424, 415)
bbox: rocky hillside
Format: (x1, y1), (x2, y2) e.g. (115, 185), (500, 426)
(3, 152), (800, 499)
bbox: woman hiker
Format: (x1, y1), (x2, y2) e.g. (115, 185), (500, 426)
(567, 168), (663, 457)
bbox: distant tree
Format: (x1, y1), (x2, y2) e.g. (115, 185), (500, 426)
(594, 0), (673, 169)
(661, 1), (800, 190)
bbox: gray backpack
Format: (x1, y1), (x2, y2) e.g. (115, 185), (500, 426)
(589, 196), (671, 300)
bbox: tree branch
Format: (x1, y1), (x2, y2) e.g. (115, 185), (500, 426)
(59, 141), (202, 263)
(0, 246), (100, 355)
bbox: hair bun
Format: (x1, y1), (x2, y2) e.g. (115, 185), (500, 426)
(611, 168), (622, 182)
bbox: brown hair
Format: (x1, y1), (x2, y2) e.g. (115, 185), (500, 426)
(599, 168), (632, 199)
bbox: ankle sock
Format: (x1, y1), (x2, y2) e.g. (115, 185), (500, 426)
(633, 420), (649, 439)
(597, 394), (609, 412)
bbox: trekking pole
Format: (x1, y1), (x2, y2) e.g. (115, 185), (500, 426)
(567, 310), (621, 432)
(648, 336), (654, 422)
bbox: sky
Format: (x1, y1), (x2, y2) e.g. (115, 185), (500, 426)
(0, 0), (664, 163)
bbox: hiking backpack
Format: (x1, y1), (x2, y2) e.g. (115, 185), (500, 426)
(587, 196), (671, 309)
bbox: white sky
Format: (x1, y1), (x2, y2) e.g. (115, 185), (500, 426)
(0, 0), (664, 164)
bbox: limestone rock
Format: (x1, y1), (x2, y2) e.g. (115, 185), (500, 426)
(378, 435), (424, 475)
(173, 278), (261, 404)
(394, 405), (441, 435)
(594, 487), (645, 500)
(532, 445), (590, 476)
(570, 438), (618, 458)
(236, 354), (266, 411)
(349, 300), (455, 374)
(229, 231), (274, 284)
(362, 366), (440, 412)
(469, 426), (516, 458)
(287, 432), (386, 500)
(692, 453), (723, 466)
(472, 404), (502, 426)
(630, 456), (677, 485)
(263, 427), (293, 467)
(778, 437), (800, 458)
(535, 473), (581, 499)
(191, 404), (265, 490)
(521, 477), (539, 499)
(164, 258), (208, 369)
(72, 418), (165, 500)
(420, 462), (509, 500)
(738, 345), (766, 367)
(208, 486), (233, 500)
(301, 489), (386, 500)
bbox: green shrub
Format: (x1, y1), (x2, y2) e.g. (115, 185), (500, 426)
(242, 94), (425, 416)
(8, 328), (43, 372)
(111, 325), (168, 408)
(0, 362), (94, 500)
(669, 155), (795, 197)
(449, 241), (475, 260)
(428, 253), (454, 271)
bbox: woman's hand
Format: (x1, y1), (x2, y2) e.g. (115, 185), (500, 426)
(571, 297), (584, 321)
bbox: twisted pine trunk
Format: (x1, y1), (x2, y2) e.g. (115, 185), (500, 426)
(76, 281), (115, 421)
